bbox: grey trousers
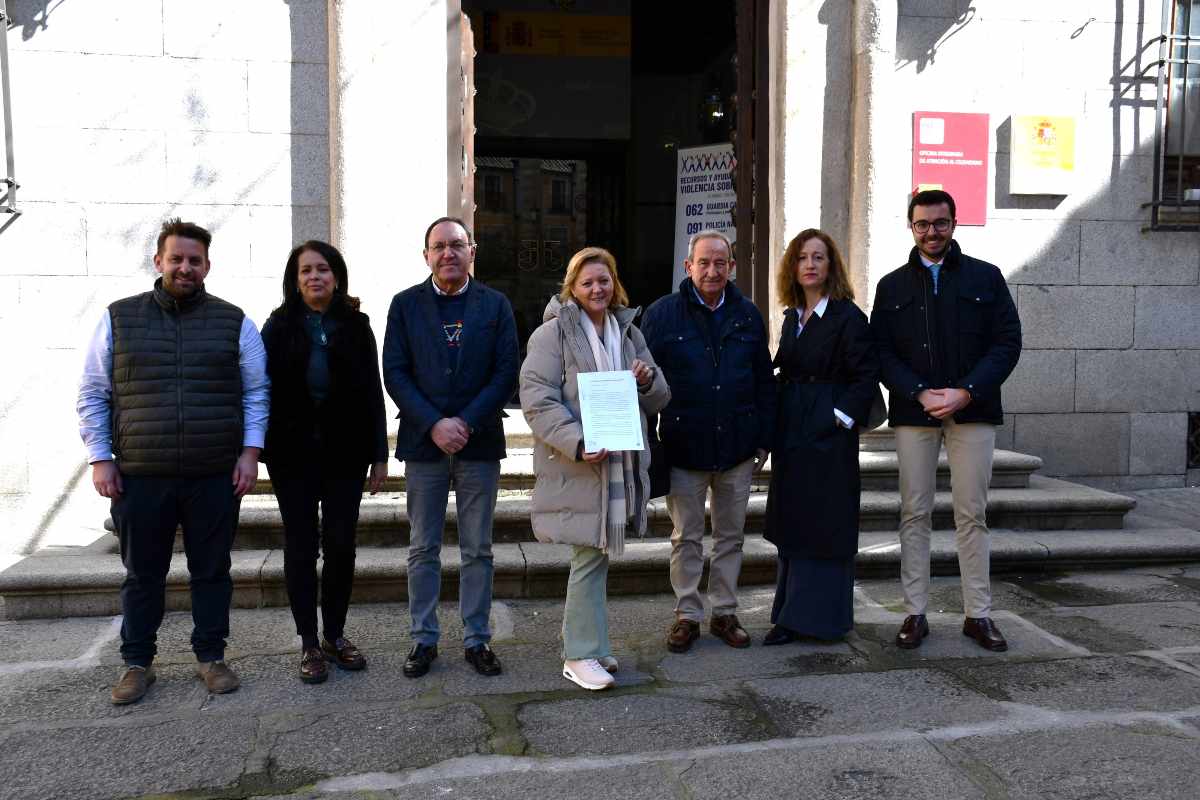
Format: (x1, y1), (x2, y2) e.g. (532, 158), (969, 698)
(666, 457), (756, 621)
(895, 420), (996, 618)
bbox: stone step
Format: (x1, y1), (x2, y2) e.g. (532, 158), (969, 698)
(228, 475), (1134, 550)
(249, 447), (1041, 495)
(4, 526), (1196, 620)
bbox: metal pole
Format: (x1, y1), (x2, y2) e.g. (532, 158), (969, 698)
(0, 0), (18, 216)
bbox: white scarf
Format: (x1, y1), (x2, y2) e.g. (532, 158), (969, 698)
(578, 310), (636, 557)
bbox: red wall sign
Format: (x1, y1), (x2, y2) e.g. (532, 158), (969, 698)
(912, 111), (990, 225)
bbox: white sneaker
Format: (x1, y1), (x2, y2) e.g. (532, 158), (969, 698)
(563, 659), (615, 690)
(598, 655), (619, 673)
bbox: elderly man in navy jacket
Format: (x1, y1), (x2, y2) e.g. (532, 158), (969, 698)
(383, 217), (519, 679)
(642, 231), (776, 654)
(870, 190), (1021, 653)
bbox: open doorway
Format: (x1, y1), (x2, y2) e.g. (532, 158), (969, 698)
(462, 0), (745, 351)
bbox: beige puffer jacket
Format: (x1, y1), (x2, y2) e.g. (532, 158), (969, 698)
(519, 297), (671, 548)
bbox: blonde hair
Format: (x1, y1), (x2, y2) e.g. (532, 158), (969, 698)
(558, 246), (630, 308)
(774, 228), (854, 310)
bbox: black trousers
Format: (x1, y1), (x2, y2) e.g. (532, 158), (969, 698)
(111, 473), (236, 667)
(268, 464), (366, 647)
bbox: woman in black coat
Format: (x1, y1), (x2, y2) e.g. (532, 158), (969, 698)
(261, 240), (388, 683)
(763, 229), (880, 644)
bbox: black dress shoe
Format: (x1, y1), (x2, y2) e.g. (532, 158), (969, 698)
(762, 625), (799, 646)
(403, 643), (438, 678)
(895, 614), (929, 649)
(464, 643), (502, 677)
(963, 617), (1008, 652)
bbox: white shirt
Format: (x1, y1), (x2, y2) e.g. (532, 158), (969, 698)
(793, 296), (855, 430)
(77, 308), (270, 464)
(431, 275), (470, 296)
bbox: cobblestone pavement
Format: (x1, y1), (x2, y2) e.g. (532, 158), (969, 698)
(2, 566), (1200, 799)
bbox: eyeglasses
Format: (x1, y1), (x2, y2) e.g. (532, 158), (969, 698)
(427, 241), (473, 254)
(910, 219), (953, 234)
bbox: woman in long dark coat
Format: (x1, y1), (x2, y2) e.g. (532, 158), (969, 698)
(261, 240), (389, 683)
(763, 229), (880, 644)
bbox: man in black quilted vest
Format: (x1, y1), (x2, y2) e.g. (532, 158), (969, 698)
(77, 218), (270, 705)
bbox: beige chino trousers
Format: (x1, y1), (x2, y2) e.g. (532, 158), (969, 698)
(895, 420), (995, 618)
(666, 457), (756, 622)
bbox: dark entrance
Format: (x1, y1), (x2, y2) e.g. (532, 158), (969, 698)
(462, 1), (766, 352)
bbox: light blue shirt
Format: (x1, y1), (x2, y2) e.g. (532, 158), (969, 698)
(77, 308), (270, 464)
(919, 253), (942, 294)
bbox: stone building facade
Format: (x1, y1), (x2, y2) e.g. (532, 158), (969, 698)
(0, 0), (1196, 552)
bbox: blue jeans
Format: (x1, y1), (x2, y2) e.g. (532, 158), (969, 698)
(405, 456), (500, 648)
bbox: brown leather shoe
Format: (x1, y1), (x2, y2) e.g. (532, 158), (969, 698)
(322, 637), (366, 671)
(197, 660), (240, 694)
(710, 614), (751, 649)
(963, 617), (1008, 652)
(895, 614), (929, 649)
(111, 665), (155, 705)
(299, 647), (329, 684)
(666, 619), (700, 653)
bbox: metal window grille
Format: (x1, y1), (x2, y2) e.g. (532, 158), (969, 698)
(1151, 0), (1200, 229)
(0, 0), (18, 219)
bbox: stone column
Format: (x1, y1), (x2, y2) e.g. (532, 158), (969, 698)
(328, 0), (458, 316)
(848, 0), (907, 312)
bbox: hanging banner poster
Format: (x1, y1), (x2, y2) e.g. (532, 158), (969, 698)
(912, 111), (989, 225)
(672, 144), (736, 289)
(1010, 115), (1076, 195)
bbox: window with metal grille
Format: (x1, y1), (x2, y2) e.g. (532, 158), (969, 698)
(0, 0), (18, 220)
(1189, 413), (1200, 468)
(1151, 0), (1200, 229)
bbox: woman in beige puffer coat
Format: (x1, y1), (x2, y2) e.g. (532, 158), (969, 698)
(520, 247), (670, 690)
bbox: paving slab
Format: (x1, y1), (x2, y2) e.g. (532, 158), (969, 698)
(856, 575), (1055, 614)
(1013, 569), (1200, 607)
(269, 702), (490, 778)
(263, 761), (682, 800)
(655, 635), (867, 684)
(0, 712), (258, 800)
(0, 615), (120, 664)
(518, 686), (772, 757)
(439, 643), (653, 697)
(747, 668), (1004, 737)
(0, 661), (206, 725)
(198, 651), (426, 714)
(943, 655), (1200, 711)
(1022, 601), (1200, 652)
(851, 608), (1090, 661)
(942, 722), (1200, 800)
(676, 739), (987, 800)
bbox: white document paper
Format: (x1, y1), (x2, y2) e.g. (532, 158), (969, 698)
(577, 370), (644, 453)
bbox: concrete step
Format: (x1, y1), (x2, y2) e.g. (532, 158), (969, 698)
(249, 447), (1041, 495)
(4, 527), (1197, 620)
(227, 475), (1134, 550)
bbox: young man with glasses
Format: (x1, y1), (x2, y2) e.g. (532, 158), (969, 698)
(869, 190), (1021, 653)
(382, 217), (519, 679)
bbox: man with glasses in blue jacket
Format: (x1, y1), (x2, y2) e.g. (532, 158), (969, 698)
(870, 190), (1021, 653)
(383, 217), (519, 680)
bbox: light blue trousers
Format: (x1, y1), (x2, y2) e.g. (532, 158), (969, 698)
(562, 545), (611, 661)
(405, 456), (500, 649)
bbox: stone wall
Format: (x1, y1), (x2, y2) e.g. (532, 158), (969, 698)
(0, 0), (330, 551)
(883, 0), (1199, 488)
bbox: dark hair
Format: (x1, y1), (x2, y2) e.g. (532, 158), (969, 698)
(156, 217), (212, 257)
(907, 189), (957, 222)
(423, 216), (473, 249)
(278, 240), (360, 314)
